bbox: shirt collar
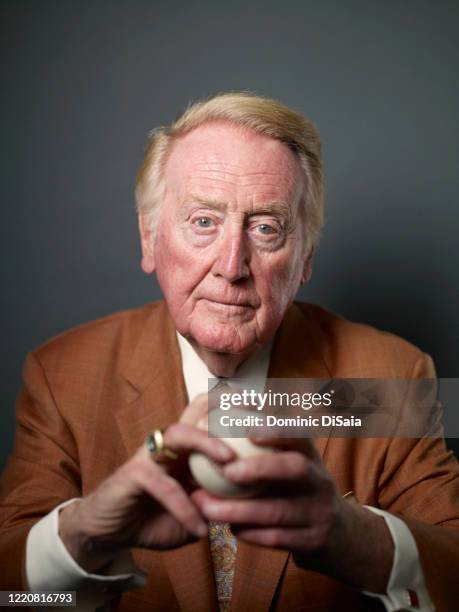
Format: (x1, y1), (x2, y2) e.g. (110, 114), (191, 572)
(176, 332), (272, 402)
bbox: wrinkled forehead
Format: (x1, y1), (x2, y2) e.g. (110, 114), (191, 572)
(163, 122), (305, 204)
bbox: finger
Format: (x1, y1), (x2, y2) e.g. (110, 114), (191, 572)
(222, 452), (320, 486)
(163, 422), (236, 463)
(179, 393), (209, 426)
(192, 490), (307, 527)
(235, 526), (328, 552)
(249, 436), (321, 462)
(136, 459), (208, 538)
(190, 488), (214, 507)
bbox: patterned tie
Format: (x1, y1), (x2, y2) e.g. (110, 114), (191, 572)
(208, 520), (237, 612)
(208, 379), (238, 611)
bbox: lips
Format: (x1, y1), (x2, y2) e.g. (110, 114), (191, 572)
(201, 297), (256, 309)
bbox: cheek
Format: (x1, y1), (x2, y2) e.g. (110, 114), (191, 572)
(256, 253), (303, 316)
(154, 226), (207, 305)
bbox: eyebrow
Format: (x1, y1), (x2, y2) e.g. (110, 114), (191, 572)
(185, 194), (292, 218)
(186, 195), (227, 211)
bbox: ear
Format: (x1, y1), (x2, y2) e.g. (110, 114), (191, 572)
(301, 246), (315, 284)
(138, 213), (155, 275)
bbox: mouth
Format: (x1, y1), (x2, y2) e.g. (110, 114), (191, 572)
(201, 298), (255, 314)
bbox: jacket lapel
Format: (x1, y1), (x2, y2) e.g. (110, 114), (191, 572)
(162, 539), (218, 612)
(231, 303), (333, 611)
(267, 302), (333, 459)
(116, 301), (188, 457)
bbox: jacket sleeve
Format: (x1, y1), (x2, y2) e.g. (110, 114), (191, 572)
(0, 352), (81, 589)
(378, 353), (459, 612)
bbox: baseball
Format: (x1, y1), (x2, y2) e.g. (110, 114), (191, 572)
(188, 414), (276, 498)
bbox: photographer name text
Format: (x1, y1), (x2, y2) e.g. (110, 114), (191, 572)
(219, 414), (362, 428)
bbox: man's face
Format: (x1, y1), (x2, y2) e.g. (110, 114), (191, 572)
(140, 122), (312, 357)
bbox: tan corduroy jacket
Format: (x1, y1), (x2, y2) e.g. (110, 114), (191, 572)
(1, 301), (458, 611)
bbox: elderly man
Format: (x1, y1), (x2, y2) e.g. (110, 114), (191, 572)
(1, 92), (458, 612)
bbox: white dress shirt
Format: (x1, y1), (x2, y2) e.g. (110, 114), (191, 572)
(26, 332), (433, 611)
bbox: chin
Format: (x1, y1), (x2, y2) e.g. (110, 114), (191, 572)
(189, 320), (258, 355)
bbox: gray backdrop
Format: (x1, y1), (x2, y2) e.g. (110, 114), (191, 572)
(1, 0), (458, 469)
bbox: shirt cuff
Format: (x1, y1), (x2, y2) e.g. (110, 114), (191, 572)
(362, 506), (434, 611)
(26, 499), (147, 593)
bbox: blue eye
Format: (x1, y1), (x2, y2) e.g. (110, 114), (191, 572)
(257, 224), (275, 234)
(195, 217), (213, 227)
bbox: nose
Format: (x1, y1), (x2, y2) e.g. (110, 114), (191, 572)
(211, 222), (250, 282)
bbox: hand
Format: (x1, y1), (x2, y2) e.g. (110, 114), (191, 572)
(59, 395), (235, 573)
(192, 437), (394, 593)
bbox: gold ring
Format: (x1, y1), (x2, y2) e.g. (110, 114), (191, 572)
(145, 429), (179, 462)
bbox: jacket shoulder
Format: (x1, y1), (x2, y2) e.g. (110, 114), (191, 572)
(295, 302), (430, 377)
(30, 302), (162, 372)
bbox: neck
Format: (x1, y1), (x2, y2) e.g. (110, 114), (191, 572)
(189, 340), (254, 377)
